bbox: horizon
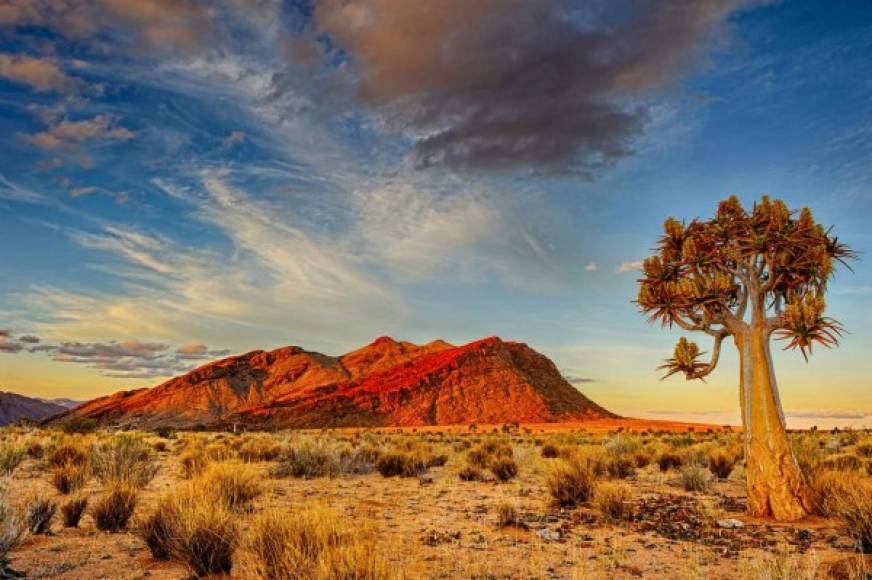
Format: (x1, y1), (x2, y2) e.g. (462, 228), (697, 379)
(2, 1), (871, 430)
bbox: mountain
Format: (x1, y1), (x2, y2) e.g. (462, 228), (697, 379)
(53, 336), (616, 429)
(39, 397), (82, 409)
(0, 391), (68, 425)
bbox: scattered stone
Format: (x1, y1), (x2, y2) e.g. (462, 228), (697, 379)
(418, 473), (434, 485)
(536, 528), (561, 541)
(717, 519), (745, 529)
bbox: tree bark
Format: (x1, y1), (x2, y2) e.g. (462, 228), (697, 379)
(737, 327), (814, 520)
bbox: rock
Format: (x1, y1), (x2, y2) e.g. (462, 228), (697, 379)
(418, 474), (434, 486)
(717, 519), (745, 529)
(536, 528), (561, 541)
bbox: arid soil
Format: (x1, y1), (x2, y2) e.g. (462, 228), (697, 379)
(2, 426), (870, 579)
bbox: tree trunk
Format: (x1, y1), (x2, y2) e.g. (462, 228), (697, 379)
(736, 326), (814, 520)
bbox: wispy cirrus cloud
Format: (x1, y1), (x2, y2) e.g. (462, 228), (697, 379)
(616, 260), (644, 273)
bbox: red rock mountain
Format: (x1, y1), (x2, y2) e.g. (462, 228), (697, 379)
(54, 337), (615, 428)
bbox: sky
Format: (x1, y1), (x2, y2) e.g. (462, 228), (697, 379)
(1, 1), (871, 428)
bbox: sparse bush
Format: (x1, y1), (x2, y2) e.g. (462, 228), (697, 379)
(180, 447), (209, 479)
(47, 439), (89, 469)
(593, 481), (634, 521)
(657, 451), (684, 472)
(678, 465), (710, 492)
(91, 433), (157, 488)
(855, 442), (872, 458)
(50, 461), (88, 494)
(541, 444), (559, 458)
(376, 452), (427, 478)
(467, 440), (513, 468)
(546, 457), (597, 507)
(272, 438), (341, 479)
(238, 437), (283, 462)
(490, 457), (518, 482)
(198, 460), (261, 512)
(496, 502), (520, 528)
(822, 454), (863, 472)
(60, 418), (99, 434)
(245, 506), (389, 579)
(829, 479), (872, 553)
(0, 445), (25, 476)
(605, 455), (635, 479)
(25, 495), (56, 534)
(708, 449), (736, 479)
(92, 482), (138, 531)
(0, 493), (23, 575)
(60, 495), (88, 528)
(458, 464), (483, 481)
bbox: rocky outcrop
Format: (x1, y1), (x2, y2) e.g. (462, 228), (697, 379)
(53, 336), (615, 429)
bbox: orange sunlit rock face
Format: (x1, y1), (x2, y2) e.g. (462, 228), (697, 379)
(53, 336), (616, 429)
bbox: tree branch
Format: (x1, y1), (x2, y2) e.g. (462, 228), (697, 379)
(687, 331), (727, 380)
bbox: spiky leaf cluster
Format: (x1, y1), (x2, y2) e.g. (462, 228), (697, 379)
(658, 337), (708, 380)
(775, 294), (844, 361)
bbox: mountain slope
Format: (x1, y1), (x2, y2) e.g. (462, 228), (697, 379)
(54, 337), (615, 428)
(0, 391), (67, 425)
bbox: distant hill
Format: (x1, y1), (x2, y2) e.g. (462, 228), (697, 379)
(51, 336), (616, 429)
(39, 397), (82, 409)
(0, 391), (67, 425)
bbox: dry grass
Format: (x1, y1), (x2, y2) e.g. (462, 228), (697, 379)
(495, 502), (520, 528)
(0, 487), (22, 574)
(708, 449), (737, 479)
(678, 465), (711, 492)
(90, 433), (157, 488)
(198, 460), (261, 512)
(91, 482), (138, 531)
(593, 481), (634, 521)
(50, 461), (88, 494)
(244, 506), (390, 579)
(60, 495), (88, 528)
(25, 493), (56, 534)
(546, 455), (597, 506)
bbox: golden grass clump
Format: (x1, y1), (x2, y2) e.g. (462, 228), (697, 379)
(489, 456), (519, 482)
(60, 495), (88, 528)
(92, 482), (138, 531)
(678, 465), (710, 492)
(179, 447), (210, 479)
(657, 450), (684, 472)
(707, 449), (737, 479)
(25, 493), (56, 534)
(495, 502), (520, 528)
(592, 481), (634, 521)
(0, 488), (23, 575)
(238, 437), (284, 462)
(50, 461), (89, 494)
(245, 506), (390, 579)
(198, 460), (261, 512)
(0, 445), (26, 476)
(272, 438), (342, 479)
(376, 451), (427, 478)
(90, 433), (157, 488)
(831, 478), (872, 553)
(546, 456), (597, 507)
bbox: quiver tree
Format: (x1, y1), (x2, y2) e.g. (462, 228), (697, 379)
(637, 196), (855, 521)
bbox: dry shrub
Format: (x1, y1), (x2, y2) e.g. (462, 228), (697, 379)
(708, 449), (736, 479)
(238, 437), (284, 462)
(376, 452), (427, 478)
(678, 465), (710, 492)
(198, 460), (261, 512)
(632, 448), (653, 468)
(92, 482), (138, 531)
(541, 444), (559, 458)
(546, 456), (597, 507)
(825, 478), (872, 553)
(496, 502), (520, 528)
(605, 455), (635, 479)
(245, 506), (389, 579)
(467, 440), (513, 468)
(25, 494), (56, 534)
(0, 445), (25, 476)
(593, 481), (634, 521)
(657, 450), (684, 472)
(47, 438), (90, 468)
(0, 490), (23, 575)
(60, 495), (88, 528)
(91, 433), (157, 488)
(137, 484), (238, 576)
(490, 457), (519, 482)
(822, 454), (863, 472)
(50, 461), (88, 494)
(180, 447), (209, 479)
(855, 442), (872, 458)
(458, 464), (483, 481)
(272, 438), (341, 479)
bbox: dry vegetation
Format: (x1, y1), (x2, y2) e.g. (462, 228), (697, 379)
(0, 425), (870, 578)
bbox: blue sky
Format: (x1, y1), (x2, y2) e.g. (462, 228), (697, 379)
(1, 1), (871, 427)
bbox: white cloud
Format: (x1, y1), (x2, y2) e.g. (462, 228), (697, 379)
(616, 260), (643, 273)
(585, 261), (598, 272)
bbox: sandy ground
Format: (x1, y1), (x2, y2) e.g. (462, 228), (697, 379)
(4, 431), (869, 579)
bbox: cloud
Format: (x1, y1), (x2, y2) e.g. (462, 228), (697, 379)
(616, 260), (644, 273)
(313, 0), (760, 173)
(785, 410), (871, 420)
(24, 114), (134, 151)
(0, 53), (79, 93)
(18, 335), (40, 343)
(584, 262), (598, 272)
(0, 336), (23, 353)
(176, 342), (231, 360)
(0, 0), (215, 54)
(564, 375), (597, 385)
(221, 130), (245, 149)
(0, 329), (9, 337)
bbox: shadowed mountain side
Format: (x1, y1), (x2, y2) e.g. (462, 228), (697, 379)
(0, 391), (68, 425)
(52, 337), (615, 429)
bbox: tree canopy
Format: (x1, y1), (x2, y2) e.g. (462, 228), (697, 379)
(636, 196), (856, 380)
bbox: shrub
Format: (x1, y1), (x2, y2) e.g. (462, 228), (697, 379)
(708, 449), (736, 479)
(198, 460), (261, 512)
(605, 455), (635, 479)
(91, 433), (157, 488)
(0, 445), (25, 476)
(0, 494), (23, 575)
(678, 465), (710, 492)
(376, 452), (426, 478)
(272, 439), (340, 479)
(833, 480), (872, 553)
(490, 457), (518, 482)
(546, 457), (597, 507)
(180, 448), (209, 479)
(822, 454), (863, 472)
(496, 502), (520, 528)
(25, 495), (56, 534)
(467, 440), (513, 468)
(458, 464), (483, 481)
(245, 507), (389, 579)
(60, 495), (88, 528)
(154, 425), (175, 439)
(238, 438), (283, 462)
(92, 482), (138, 531)
(855, 442), (872, 458)
(593, 481), (634, 521)
(48, 439), (89, 468)
(541, 444), (559, 458)
(170, 486), (238, 577)
(657, 451), (684, 472)
(50, 461), (88, 494)
(809, 469), (854, 517)
(632, 448), (653, 468)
